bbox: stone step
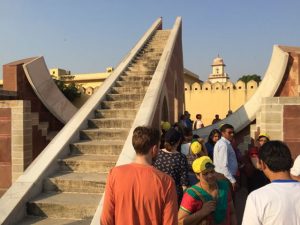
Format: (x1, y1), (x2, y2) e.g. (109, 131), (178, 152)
(137, 52), (162, 58)
(153, 31), (170, 36)
(19, 216), (91, 225)
(80, 128), (129, 140)
(133, 57), (161, 64)
(100, 100), (141, 109)
(129, 61), (158, 68)
(119, 74), (152, 82)
(115, 80), (151, 87)
(27, 192), (101, 220)
(106, 93), (145, 101)
(59, 154), (118, 172)
(149, 38), (168, 43)
(131, 58), (160, 65)
(139, 48), (164, 55)
(125, 66), (155, 73)
(88, 118), (133, 128)
(134, 54), (161, 61)
(111, 86), (148, 94)
(95, 109), (137, 119)
(151, 35), (169, 39)
(122, 70), (154, 76)
(70, 140), (124, 155)
(43, 171), (108, 194)
(146, 41), (167, 46)
(121, 71), (154, 77)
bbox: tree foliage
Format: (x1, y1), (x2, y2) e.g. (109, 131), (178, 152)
(52, 77), (81, 102)
(238, 74), (261, 84)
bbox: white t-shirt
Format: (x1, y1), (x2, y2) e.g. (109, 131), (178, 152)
(242, 181), (300, 225)
(193, 119), (203, 130)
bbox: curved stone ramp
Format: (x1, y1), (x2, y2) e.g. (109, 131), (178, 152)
(23, 57), (78, 124)
(0, 18), (164, 225)
(194, 45), (289, 137)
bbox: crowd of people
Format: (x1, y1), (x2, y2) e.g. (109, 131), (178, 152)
(100, 117), (300, 225)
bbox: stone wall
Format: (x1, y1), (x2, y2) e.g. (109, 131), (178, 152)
(251, 97), (300, 158)
(0, 100), (32, 188)
(0, 107), (11, 189)
(185, 80), (258, 125)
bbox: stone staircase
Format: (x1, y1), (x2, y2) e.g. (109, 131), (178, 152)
(18, 30), (170, 225)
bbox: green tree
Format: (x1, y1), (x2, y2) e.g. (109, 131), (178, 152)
(52, 76), (81, 102)
(238, 74), (261, 84)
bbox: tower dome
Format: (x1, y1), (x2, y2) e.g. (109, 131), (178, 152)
(212, 56), (225, 66)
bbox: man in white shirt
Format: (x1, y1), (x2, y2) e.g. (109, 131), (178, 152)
(242, 141), (300, 225)
(213, 124), (238, 190)
(193, 114), (204, 130)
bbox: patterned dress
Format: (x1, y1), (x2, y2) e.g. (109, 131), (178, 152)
(153, 149), (189, 204)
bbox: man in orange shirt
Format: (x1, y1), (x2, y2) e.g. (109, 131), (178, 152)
(101, 126), (178, 225)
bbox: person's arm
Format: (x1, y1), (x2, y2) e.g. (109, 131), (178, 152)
(214, 143), (236, 184)
(100, 171), (115, 225)
(178, 201), (216, 225)
(162, 180), (179, 225)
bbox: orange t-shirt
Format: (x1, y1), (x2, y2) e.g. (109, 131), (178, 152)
(101, 163), (178, 225)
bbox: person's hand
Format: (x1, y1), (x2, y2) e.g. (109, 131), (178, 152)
(201, 200), (216, 215)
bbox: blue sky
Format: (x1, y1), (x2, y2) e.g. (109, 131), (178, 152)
(1, 0), (300, 81)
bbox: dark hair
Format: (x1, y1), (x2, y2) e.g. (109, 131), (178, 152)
(207, 129), (221, 145)
(183, 127), (193, 137)
(164, 128), (181, 147)
(192, 134), (200, 139)
(220, 124), (234, 133)
(258, 140), (293, 172)
(132, 126), (160, 155)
